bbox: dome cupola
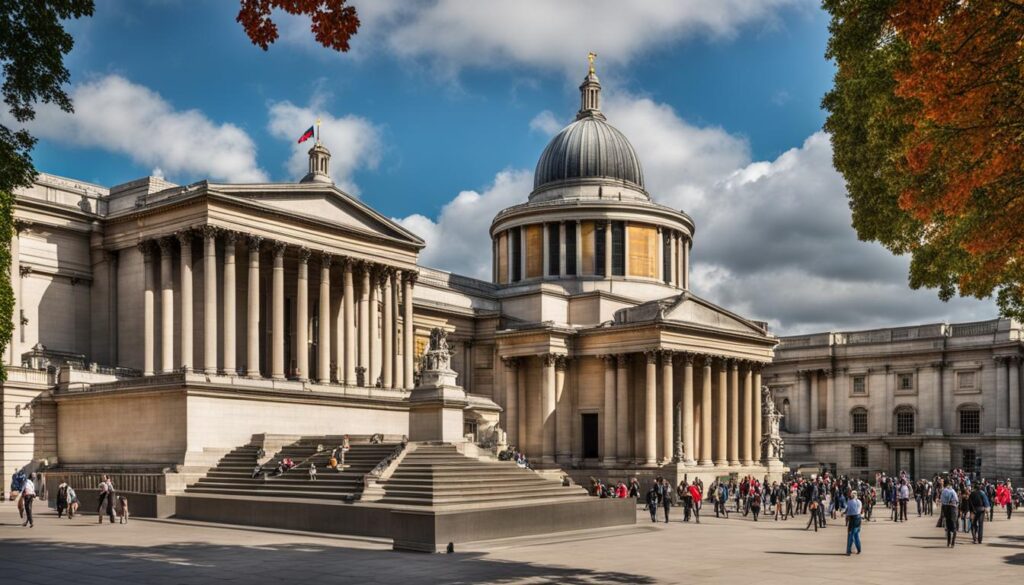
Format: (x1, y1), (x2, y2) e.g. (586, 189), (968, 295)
(531, 56), (646, 201)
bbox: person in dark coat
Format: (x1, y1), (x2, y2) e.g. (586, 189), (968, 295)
(645, 485), (660, 522)
(660, 478), (672, 523)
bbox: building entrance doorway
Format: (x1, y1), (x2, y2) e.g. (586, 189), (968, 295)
(581, 413), (599, 459)
(894, 448), (915, 479)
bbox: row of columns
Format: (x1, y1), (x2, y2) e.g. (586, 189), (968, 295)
(137, 227), (418, 388)
(494, 221), (690, 288)
(501, 350), (765, 467)
(994, 355), (1022, 430)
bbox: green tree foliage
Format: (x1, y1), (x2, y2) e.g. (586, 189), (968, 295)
(0, 0), (94, 379)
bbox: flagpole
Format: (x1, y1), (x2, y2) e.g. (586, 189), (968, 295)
(316, 117), (322, 143)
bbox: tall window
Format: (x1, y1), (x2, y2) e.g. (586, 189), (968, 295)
(898, 373), (914, 391)
(852, 445), (869, 467)
(565, 222), (577, 276)
(594, 223), (606, 276)
(662, 232), (672, 284)
(962, 448), (977, 472)
(611, 221), (625, 276)
(852, 376), (866, 394)
(896, 408), (915, 436)
(851, 408), (868, 434)
(547, 223), (560, 276)
(511, 227), (522, 282)
(959, 407), (980, 434)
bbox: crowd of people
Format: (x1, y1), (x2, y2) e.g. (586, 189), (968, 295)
(585, 467), (1021, 555)
(8, 471), (129, 528)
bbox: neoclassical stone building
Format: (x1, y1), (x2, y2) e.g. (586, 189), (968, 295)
(2, 65), (778, 492)
(766, 319), (1024, 481)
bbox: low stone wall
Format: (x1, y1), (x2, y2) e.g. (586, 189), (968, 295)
(46, 490), (177, 518)
(174, 496), (392, 538)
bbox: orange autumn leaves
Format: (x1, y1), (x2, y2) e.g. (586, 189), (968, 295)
(889, 0), (1024, 292)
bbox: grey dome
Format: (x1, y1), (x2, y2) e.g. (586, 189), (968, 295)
(533, 116), (645, 192)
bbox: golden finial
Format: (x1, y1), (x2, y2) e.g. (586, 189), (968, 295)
(315, 116), (322, 142)
(588, 52), (597, 75)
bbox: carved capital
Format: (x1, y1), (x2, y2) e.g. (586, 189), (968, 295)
(616, 354), (629, 368)
(175, 229), (194, 247)
(600, 354), (616, 367)
(644, 350), (658, 365)
(501, 356), (518, 369)
(222, 230), (238, 245)
(19, 265), (33, 277)
(137, 240), (154, 259)
(556, 355), (569, 370)
(157, 236), (175, 255)
(14, 219), (31, 234)
(247, 235), (263, 252)
(320, 252), (332, 269)
(729, 358), (739, 371)
(201, 224), (220, 240)
(403, 270), (419, 287)
(543, 353), (559, 367)
(660, 349), (674, 361)
(683, 352), (695, 366)
(272, 240), (287, 257)
(297, 246), (311, 263)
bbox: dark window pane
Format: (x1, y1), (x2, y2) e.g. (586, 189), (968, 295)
(548, 223), (560, 276)
(959, 409), (980, 434)
(511, 227), (522, 282)
(595, 223), (606, 276)
(565, 222), (577, 276)
(611, 221), (625, 276)
(662, 232), (672, 284)
(896, 410), (915, 436)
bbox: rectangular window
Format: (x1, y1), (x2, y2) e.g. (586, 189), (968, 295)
(898, 373), (914, 391)
(896, 411), (915, 436)
(852, 376), (866, 394)
(627, 224), (657, 278)
(852, 445), (869, 467)
(959, 409), (980, 434)
(957, 371), (976, 391)
(547, 223), (560, 276)
(962, 448), (977, 472)
(611, 221), (625, 276)
(851, 410), (868, 433)
(497, 232), (508, 284)
(511, 227), (522, 282)
(525, 224), (543, 278)
(595, 222), (606, 276)
(564, 222), (577, 275)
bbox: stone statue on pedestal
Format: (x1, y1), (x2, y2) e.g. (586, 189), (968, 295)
(760, 385), (785, 462)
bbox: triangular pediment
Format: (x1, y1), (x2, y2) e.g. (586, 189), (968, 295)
(661, 293), (767, 335)
(215, 184), (424, 247)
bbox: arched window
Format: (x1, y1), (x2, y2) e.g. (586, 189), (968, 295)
(958, 404), (981, 435)
(895, 406), (915, 436)
(850, 407), (868, 434)
(781, 398), (791, 432)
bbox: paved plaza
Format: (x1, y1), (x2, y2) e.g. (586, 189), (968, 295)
(1, 503), (1021, 584)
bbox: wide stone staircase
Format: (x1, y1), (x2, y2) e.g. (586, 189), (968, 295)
(376, 443), (590, 507)
(184, 436), (400, 501)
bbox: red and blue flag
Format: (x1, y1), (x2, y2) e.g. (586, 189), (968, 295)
(297, 125), (315, 143)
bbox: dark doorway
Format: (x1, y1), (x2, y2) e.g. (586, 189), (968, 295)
(582, 413), (599, 459)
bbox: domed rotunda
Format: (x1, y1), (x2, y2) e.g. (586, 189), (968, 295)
(491, 64), (693, 293)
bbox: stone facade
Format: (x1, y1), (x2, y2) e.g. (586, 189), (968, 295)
(765, 319), (1024, 482)
(2, 65), (782, 492)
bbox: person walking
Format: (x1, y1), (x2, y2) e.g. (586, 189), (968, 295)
(940, 482), (959, 548)
(845, 490), (863, 555)
(645, 483), (660, 523)
(969, 483), (990, 544)
(688, 481), (703, 524)
(97, 476), (110, 523)
(660, 478), (672, 523)
(679, 480), (692, 522)
(897, 480), (910, 522)
(56, 479), (69, 519)
(20, 475), (36, 528)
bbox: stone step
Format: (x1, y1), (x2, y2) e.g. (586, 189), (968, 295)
(378, 491), (588, 506)
(184, 487), (357, 499)
(380, 483), (575, 497)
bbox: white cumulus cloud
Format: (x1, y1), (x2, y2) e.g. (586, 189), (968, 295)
(14, 74), (267, 183)
(266, 100), (383, 195)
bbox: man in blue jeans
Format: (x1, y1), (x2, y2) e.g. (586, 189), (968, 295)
(845, 490), (863, 555)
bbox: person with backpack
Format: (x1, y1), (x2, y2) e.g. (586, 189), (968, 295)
(969, 483), (990, 544)
(645, 484), (660, 522)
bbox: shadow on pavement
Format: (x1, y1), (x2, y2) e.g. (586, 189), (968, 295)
(0, 539), (656, 584)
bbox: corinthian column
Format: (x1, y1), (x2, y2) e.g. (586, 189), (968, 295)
(402, 271), (417, 389)
(741, 363), (753, 465)
(382, 269), (394, 388)
(158, 237), (175, 373)
(682, 353), (695, 465)
(271, 241), (286, 380)
(541, 353), (557, 465)
(140, 241), (155, 376)
(699, 356), (713, 466)
(715, 358), (728, 467)
(295, 247), (310, 381)
(644, 350), (658, 466)
(202, 226), (219, 374)
(753, 365), (763, 463)
(222, 232), (237, 374)
(177, 231), (193, 372)
(503, 357), (518, 446)
(602, 355), (617, 466)
(246, 236), (262, 378)
(555, 356), (570, 463)
(661, 350), (674, 464)
(1010, 356), (1021, 430)
(343, 259), (356, 385)
(358, 263), (370, 385)
(616, 354), (630, 461)
(369, 268), (381, 386)
(318, 253), (332, 384)
(729, 360), (740, 465)
(996, 357), (1008, 429)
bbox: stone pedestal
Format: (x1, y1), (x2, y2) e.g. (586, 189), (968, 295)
(407, 328), (468, 443)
